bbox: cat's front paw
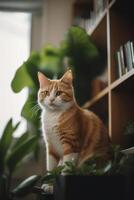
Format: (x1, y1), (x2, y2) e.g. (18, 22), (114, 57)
(41, 184), (53, 194)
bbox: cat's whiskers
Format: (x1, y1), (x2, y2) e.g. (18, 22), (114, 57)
(31, 104), (41, 117)
(26, 101), (41, 118)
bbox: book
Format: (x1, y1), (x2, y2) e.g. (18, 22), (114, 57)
(124, 41), (133, 71)
(116, 51), (123, 78)
(93, 0), (106, 16)
(130, 41), (134, 67)
(119, 45), (127, 74)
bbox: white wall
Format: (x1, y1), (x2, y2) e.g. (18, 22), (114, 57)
(31, 0), (73, 50)
(0, 12), (31, 137)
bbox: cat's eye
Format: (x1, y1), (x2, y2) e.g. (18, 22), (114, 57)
(55, 91), (62, 96)
(41, 90), (49, 96)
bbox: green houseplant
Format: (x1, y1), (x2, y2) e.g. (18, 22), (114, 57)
(61, 26), (107, 105)
(0, 118), (39, 200)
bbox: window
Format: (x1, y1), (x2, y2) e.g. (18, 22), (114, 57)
(0, 12), (31, 137)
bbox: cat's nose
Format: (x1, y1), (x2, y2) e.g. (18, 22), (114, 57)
(49, 98), (55, 103)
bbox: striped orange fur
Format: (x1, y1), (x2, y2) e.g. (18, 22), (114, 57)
(38, 70), (110, 171)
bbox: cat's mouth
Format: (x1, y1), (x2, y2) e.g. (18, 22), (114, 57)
(48, 102), (56, 107)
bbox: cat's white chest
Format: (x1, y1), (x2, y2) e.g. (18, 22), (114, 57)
(41, 110), (63, 156)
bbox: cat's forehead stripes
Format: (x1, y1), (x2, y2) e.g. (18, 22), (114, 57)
(48, 81), (58, 92)
(47, 80), (71, 92)
(42, 80), (58, 92)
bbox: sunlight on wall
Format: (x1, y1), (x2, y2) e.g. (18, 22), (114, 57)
(0, 12), (31, 137)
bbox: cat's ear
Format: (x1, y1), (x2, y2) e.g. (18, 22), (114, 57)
(61, 70), (73, 84)
(38, 72), (50, 89)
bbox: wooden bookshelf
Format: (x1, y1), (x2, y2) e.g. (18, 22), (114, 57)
(81, 0), (134, 148)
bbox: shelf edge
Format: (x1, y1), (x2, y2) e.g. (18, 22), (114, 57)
(87, 0), (116, 36)
(87, 9), (107, 35)
(83, 87), (109, 108)
(110, 68), (134, 90)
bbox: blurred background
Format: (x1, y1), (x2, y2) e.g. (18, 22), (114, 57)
(0, 0), (107, 199)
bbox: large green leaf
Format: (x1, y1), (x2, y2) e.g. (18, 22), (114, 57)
(11, 46), (63, 94)
(39, 45), (64, 75)
(11, 63), (34, 93)
(0, 119), (20, 173)
(25, 52), (42, 87)
(11, 132), (29, 151)
(61, 26), (99, 63)
(7, 135), (38, 173)
(11, 175), (41, 197)
(60, 26), (107, 105)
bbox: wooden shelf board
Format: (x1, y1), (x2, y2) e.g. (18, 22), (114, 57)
(83, 69), (134, 108)
(87, 0), (116, 36)
(87, 9), (107, 35)
(122, 146), (134, 154)
(110, 69), (134, 91)
(108, 0), (116, 10)
(83, 87), (109, 108)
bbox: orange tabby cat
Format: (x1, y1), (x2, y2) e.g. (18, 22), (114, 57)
(38, 70), (110, 173)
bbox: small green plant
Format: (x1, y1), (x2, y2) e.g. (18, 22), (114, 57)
(40, 144), (134, 185)
(41, 166), (65, 185)
(10, 144), (134, 198)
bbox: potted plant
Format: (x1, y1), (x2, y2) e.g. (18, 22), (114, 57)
(39, 145), (134, 200)
(10, 145), (134, 200)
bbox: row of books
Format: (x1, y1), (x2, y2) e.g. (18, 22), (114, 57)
(94, 0), (106, 16)
(86, 0), (107, 32)
(73, 0), (106, 32)
(116, 40), (134, 78)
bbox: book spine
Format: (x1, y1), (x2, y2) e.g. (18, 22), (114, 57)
(130, 41), (134, 68)
(124, 41), (133, 71)
(119, 45), (126, 74)
(116, 51), (123, 78)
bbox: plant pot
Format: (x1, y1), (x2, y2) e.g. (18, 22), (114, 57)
(53, 175), (131, 200)
(33, 187), (54, 200)
(38, 192), (54, 200)
(124, 135), (134, 148)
